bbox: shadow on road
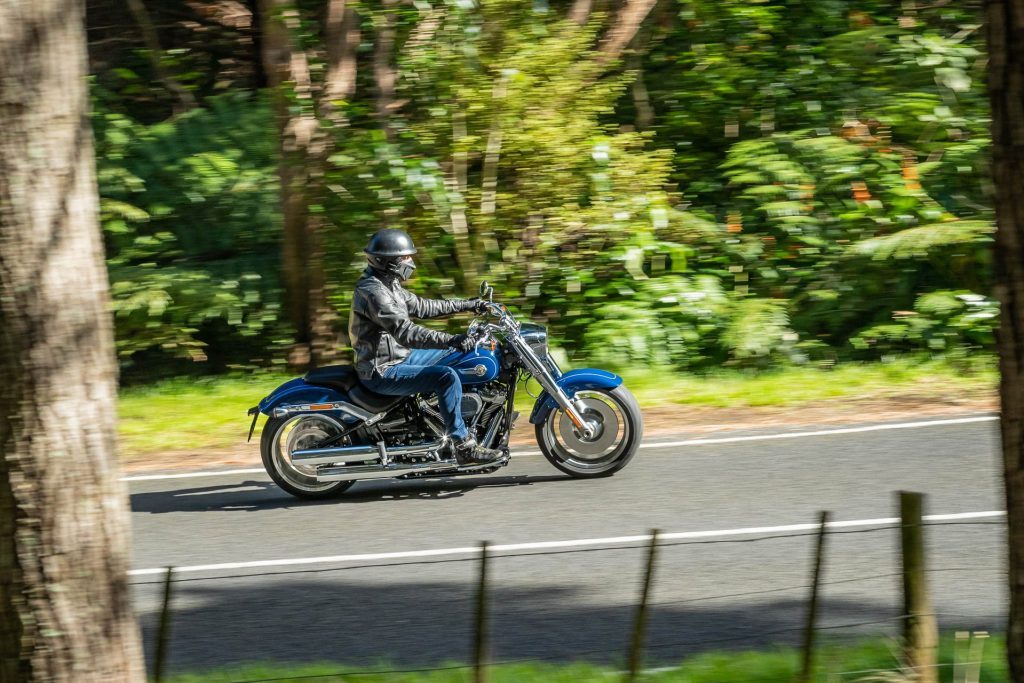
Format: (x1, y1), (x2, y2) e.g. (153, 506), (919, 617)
(135, 576), (1003, 674)
(130, 473), (576, 514)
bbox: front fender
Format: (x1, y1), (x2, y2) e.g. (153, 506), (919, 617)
(256, 378), (347, 415)
(528, 368), (623, 425)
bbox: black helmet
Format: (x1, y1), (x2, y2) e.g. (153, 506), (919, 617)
(365, 229), (418, 280)
(365, 229), (417, 258)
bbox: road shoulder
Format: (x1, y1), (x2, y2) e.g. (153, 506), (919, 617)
(120, 393), (996, 475)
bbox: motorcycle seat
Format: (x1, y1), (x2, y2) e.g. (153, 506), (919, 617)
(304, 364), (404, 414)
(347, 382), (405, 414)
(303, 365), (359, 392)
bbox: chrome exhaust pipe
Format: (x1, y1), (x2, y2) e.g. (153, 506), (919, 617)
(290, 443), (378, 465)
(317, 458), (458, 481)
(291, 440), (445, 467)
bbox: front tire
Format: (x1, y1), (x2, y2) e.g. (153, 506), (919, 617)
(260, 414), (357, 499)
(535, 385), (643, 478)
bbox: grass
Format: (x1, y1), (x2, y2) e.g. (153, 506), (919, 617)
(117, 359), (996, 460)
(616, 359), (997, 409)
(162, 633), (1008, 682)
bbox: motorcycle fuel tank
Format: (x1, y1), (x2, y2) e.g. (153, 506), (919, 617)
(440, 346), (501, 385)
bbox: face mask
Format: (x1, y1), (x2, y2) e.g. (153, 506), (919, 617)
(395, 259), (416, 281)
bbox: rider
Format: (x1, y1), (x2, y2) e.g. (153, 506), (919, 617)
(349, 228), (504, 465)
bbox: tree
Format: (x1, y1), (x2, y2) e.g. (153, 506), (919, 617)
(259, 0), (358, 367)
(0, 1), (146, 680)
(986, 0), (1024, 678)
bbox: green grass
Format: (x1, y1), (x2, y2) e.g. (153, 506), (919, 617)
(162, 633), (1008, 682)
(118, 359), (996, 460)
(617, 358), (997, 408)
(118, 373), (290, 458)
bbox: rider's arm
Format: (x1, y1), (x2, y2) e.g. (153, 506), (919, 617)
(400, 289), (473, 320)
(370, 285), (456, 349)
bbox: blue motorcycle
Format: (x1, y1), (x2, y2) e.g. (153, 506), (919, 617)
(248, 282), (643, 499)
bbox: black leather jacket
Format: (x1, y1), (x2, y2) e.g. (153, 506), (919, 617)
(349, 267), (473, 379)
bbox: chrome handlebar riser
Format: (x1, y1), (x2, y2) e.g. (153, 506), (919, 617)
(468, 302), (593, 439)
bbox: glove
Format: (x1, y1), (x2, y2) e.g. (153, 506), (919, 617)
(449, 333), (475, 352)
(464, 298), (489, 314)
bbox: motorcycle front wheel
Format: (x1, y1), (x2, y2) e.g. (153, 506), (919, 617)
(535, 385), (643, 478)
(260, 413), (357, 499)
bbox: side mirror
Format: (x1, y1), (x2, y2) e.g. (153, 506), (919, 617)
(479, 280), (494, 301)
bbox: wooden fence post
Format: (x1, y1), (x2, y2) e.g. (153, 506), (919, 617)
(966, 631), (989, 683)
(624, 529), (660, 683)
(473, 541), (490, 683)
(797, 511), (830, 683)
(154, 566), (174, 683)
(899, 491), (938, 683)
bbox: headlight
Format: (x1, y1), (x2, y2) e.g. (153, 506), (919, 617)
(519, 323), (548, 359)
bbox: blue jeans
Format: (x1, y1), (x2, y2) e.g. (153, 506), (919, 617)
(362, 349), (467, 440)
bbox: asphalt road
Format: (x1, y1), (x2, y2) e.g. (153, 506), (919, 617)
(127, 416), (1008, 674)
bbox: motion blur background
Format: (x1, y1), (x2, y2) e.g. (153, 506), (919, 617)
(87, 0), (994, 383)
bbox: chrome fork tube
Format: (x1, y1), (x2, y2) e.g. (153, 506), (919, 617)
(510, 336), (594, 439)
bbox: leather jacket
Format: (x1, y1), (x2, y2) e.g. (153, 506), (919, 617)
(349, 267), (474, 379)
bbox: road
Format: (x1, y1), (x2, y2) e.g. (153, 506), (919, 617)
(127, 416), (1008, 674)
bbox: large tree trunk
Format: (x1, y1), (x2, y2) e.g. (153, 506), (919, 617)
(260, 0), (345, 368)
(986, 0), (1024, 679)
(0, 1), (146, 681)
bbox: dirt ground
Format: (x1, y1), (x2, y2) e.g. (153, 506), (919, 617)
(121, 391), (998, 474)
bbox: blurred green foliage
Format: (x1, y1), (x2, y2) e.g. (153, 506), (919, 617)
(88, 0), (994, 378)
(93, 91), (291, 379)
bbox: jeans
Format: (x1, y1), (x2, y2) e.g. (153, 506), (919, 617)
(361, 349), (467, 440)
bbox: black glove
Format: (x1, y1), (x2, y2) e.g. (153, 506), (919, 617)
(449, 333), (475, 352)
(464, 298), (488, 314)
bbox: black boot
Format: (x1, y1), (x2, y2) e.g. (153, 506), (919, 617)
(452, 435), (503, 466)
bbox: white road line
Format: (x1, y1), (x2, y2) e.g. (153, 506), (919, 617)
(124, 468), (267, 482)
(630, 415), (998, 451)
(121, 415), (998, 482)
(128, 510), (1005, 576)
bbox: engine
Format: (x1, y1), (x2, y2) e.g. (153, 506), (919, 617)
(376, 381), (508, 449)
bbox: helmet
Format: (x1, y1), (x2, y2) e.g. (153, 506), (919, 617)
(364, 229), (418, 280)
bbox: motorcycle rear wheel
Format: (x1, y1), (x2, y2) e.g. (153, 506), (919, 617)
(260, 414), (356, 499)
(535, 385), (643, 478)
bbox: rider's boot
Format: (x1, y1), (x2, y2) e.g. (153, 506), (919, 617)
(452, 435), (503, 466)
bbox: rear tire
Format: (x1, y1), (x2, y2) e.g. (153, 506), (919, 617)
(260, 414), (357, 499)
(535, 385), (643, 478)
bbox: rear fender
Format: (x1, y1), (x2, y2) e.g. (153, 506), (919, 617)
(528, 368), (623, 425)
(247, 379), (353, 442)
(254, 378), (349, 415)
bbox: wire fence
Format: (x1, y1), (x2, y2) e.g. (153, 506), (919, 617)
(142, 507), (1008, 682)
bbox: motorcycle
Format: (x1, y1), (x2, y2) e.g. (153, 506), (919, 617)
(247, 282), (643, 499)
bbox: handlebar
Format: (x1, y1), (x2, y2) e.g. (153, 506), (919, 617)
(466, 302), (517, 350)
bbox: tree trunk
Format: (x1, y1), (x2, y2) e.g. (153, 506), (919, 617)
(260, 0), (344, 368)
(597, 0), (659, 65)
(323, 0), (359, 123)
(0, 1), (146, 680)
(373, 0), (398, 142)
(125, 0), (197, 113)
(986, 1), (1024, 680)
(569, 0), (594, 25)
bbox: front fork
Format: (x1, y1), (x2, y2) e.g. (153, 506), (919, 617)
(510, 336), (596, 439)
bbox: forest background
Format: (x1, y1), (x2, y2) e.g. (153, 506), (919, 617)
(87, 0), (996, 383)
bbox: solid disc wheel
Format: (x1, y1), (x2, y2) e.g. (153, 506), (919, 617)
(260, 414), (357, 499)
(535, 385), (643, 478)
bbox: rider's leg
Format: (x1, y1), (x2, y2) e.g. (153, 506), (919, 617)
(362, 364), (468, 440)
(404, 348), (449, 367)
(362, 363), (501, 464)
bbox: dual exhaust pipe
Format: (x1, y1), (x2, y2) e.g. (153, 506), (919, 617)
(290, 440), (453, 482)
